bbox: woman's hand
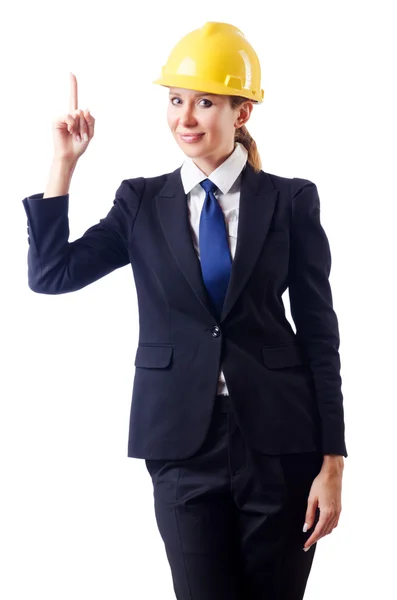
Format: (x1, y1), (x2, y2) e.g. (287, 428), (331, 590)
(50, 72), (95, 162)
(302, 457), (344, 551)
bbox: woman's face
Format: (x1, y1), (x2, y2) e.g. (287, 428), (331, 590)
(167, 87), (251, 173)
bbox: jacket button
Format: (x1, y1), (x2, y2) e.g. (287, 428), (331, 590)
(211, 326), (221, 338)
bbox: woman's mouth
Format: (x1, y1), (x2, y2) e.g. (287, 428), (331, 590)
(179, 133), (205, 143)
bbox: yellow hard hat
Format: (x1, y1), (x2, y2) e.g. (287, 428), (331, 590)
(153, 22), (264, 103)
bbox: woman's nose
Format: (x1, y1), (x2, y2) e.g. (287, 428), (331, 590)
(179, 107), (197, 126)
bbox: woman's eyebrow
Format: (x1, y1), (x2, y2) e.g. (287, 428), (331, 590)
(168, 91), (216, 98)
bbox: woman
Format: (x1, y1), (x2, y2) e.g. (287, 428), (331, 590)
(22, 21), (347, 600)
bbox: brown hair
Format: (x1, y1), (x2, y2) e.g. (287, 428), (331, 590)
(229, 96), (262, 173)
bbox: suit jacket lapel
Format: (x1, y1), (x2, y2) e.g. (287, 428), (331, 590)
(155, 168), (217, 321)
(220, 164), (278, 322)
(155, 162), (278, 324)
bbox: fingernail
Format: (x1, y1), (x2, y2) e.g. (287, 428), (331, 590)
(303, 546), (311, 552)
(83, 133), (88, 142)
(302, 523), (309, 532)
(76, 135), (81, 143)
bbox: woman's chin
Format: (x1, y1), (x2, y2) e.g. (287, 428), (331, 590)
(179, 143), (208, 158)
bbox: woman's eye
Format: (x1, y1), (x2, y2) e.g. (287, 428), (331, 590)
(170, 97), (212, 107)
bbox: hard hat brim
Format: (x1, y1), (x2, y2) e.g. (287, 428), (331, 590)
(153, 73), (263, 103)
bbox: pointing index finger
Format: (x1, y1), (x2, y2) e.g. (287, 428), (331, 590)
(69, 72), (78, 112)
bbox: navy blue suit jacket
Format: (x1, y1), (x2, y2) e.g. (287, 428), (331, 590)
(22, 162), (347, 459)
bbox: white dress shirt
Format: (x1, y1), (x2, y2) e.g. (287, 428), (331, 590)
(180, 141), (248, 396)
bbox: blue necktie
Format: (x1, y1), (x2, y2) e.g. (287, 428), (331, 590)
(199, 179), (232, 316)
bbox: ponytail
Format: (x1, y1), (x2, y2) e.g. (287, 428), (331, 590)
(230, 97), (262, 173)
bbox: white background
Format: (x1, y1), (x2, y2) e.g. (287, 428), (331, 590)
(1, 0), (396, 598)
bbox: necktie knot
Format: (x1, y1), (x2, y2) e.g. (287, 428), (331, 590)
(200, 179), (218, 195)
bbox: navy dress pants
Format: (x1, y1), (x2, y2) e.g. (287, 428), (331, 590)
(145, 394), (323, 600)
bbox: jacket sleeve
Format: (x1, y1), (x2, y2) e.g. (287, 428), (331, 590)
(22, 177), (144, 294)
(288, 178), (347, 457)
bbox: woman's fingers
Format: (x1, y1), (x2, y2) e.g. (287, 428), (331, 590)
(64, 113), (77, 134)
(61, 107), (94, 143)
(79, 110), (88, 142)
(66, 109), (94, 142)
(69, 72), (78, 113)
(66, 74), (94, 142)
(83, 109), (95, 139)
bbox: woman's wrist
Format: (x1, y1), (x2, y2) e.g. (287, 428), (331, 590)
(321, 454), (344, 473)
(43, 157), (78, 198)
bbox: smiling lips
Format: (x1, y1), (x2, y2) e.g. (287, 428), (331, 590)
(179, 133), (205, 143)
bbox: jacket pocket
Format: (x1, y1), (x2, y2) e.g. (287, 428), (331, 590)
(134, 344), (174, 369)
(261, 344), (305, 369)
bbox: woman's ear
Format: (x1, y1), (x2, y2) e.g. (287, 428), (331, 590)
(235, 102), (253, 128)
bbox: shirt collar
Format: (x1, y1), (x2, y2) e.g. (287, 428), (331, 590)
(180, 142), (248, 195)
